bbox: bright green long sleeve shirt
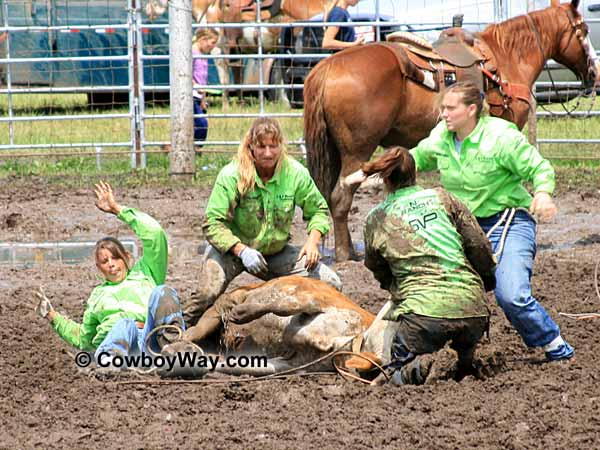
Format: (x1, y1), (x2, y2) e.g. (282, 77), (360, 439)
(203, 157), (331, 255)
(410, 116), (555, 218)
(50, 208), (168, 351)
(365, 186), (494, 320)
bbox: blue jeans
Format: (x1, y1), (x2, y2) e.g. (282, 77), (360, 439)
(478, 210), (559, 348)
(193, 99), (208, 145)
(94, 285), (186, 359)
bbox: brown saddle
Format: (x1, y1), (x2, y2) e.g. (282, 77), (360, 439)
(386, 28), (487, 91)
(382, 31), (531, 116)
(432, 28), (482, 67)
(391, 27), (483, 68)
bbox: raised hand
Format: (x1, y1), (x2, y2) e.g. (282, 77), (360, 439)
(94, 181), (122, 216)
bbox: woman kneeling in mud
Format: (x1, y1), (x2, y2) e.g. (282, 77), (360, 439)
(35, 182), (185, 366)
(362, 148), (496, 385)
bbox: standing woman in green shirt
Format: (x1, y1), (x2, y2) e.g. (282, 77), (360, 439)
(362, 147), (496, 385)
(35, 182), (185, 364)
(182, 117), (341, 343)
(408, 82), (573, 361)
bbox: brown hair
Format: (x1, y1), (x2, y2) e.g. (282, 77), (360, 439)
(194, 27), (219, 42)
(236, 117), (288, 196)
(361, 147), (416, 191)
(95, 237), (132, 271)
(443, 81), (489, 118)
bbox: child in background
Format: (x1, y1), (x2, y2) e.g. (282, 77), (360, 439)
(192, 28), (219, 147)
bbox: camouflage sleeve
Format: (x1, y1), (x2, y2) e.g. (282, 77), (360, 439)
(363, 216), (393, 291)
(438, 189), (497, 292)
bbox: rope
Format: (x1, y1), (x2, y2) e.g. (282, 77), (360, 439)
(331, 351), (390, 385)
(143, 324), (187, 357)
(559, 256), (600, 320)
(118, 306), (396, 385)
(115, 371), (336, 385)
(485, 208), (518, 261)
(116, 335), (358, 385)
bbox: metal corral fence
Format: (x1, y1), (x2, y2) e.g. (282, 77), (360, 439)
(1, 0), (599, 172)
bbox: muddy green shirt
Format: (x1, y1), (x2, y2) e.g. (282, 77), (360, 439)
(364, 186), (495, 320)
(50, 208), (168, 351)
(203, 157), (330, 255)
(410, 116), (555, 218)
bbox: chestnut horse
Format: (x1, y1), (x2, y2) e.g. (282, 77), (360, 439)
(304, 0), (599, 261)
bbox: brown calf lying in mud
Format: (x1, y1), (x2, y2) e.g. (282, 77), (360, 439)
(162, 276), (504, 381)
(163, 276), (392, 378)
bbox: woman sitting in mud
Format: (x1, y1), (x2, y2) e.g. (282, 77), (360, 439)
(362, 147), (496, 385)
(182, 117), (341, 343)
(35, 182), (185, 363)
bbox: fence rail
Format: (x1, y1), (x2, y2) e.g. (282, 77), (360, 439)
(1, 0), (599, 167)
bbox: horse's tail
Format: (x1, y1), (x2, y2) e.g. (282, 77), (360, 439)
(304, 60), (339, 205)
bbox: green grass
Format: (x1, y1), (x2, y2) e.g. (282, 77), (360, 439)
(0, 93), (599, 188)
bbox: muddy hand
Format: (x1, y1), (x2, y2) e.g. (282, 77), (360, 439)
(298, 241), (320, 271)
(35, 287), (54, 319)
(94, 181), (122, 216)
(229, 303), (266, 324)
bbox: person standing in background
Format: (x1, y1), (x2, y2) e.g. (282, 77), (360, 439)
(192, 28), (219, 147)
(322, 0), (365, 50)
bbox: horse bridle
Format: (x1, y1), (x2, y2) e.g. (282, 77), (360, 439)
(525, 8), (597, 104)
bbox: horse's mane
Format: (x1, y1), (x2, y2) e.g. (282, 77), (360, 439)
(478, 7), (561, 61)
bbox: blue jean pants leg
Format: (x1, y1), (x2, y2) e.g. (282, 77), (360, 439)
(478, 210), (559, 348)
(141, 285), (186, 354)
(193, 99), (208, 144)
(94, 318), (143, 361)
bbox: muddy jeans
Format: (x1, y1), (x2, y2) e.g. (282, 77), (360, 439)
(182, 244), (342, 326)
(94, 285), (186, 360)
(389, 313), (488, 384)
(478, 209), (560, 348)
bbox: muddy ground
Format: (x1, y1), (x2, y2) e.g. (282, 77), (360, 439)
(1, 177), (600, 449)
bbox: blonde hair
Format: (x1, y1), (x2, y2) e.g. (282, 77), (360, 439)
(236, 117), (288, 196)
(193, 27), (219, 43)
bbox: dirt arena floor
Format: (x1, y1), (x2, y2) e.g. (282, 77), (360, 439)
(1, 176), (600, 449)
